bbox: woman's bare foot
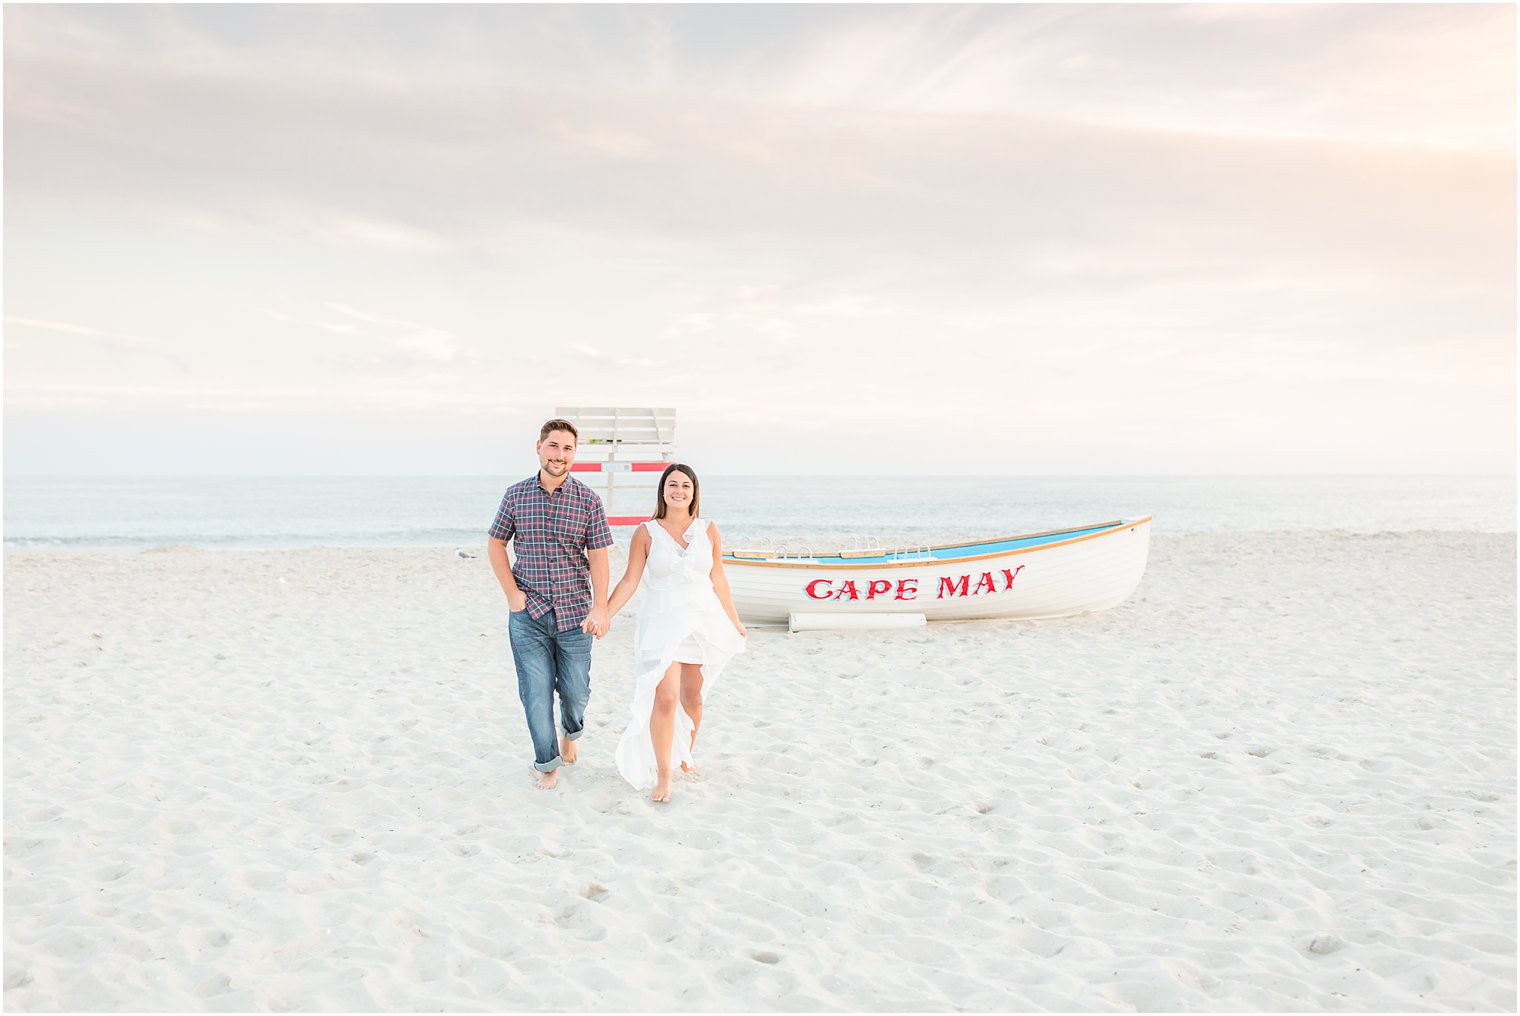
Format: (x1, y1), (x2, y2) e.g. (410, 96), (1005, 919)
(679, 761), (699, 778)
(560, 736), (578, 764)
(535, 768), (558, 791)
(651, 774), (672, 803)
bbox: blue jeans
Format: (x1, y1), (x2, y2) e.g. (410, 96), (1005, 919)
(508, 610), (593, 772)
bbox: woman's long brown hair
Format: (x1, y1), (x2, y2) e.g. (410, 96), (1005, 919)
(653, 463), (700, 520)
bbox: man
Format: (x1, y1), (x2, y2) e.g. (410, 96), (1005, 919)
(488, 419), (613, 790)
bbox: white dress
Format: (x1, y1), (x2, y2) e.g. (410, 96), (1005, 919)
(614, 517), (746, 789)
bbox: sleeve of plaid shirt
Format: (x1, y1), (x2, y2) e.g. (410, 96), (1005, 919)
(585, 495), (613, 550)
(487, 489), (515, 542)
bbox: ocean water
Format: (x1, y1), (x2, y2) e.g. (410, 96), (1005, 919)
(3, 475), (1513, 551)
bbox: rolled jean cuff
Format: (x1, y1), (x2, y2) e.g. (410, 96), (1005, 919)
(563, 727), (584, 742)
(533, 755), (564, 774)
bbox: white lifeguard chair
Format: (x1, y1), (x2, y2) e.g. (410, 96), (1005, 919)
(554, 406), (677, 526)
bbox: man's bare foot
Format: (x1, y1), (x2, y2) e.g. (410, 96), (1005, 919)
(679, 761), (699, 778)
(651, 775), (672, 803)
(561, 736), (578, 764)
(535, 769), (558, 790)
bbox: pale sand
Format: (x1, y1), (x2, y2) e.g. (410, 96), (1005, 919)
(4, 532), (1514, 1012)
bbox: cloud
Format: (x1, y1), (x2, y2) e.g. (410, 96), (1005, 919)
(4, 5), (1509, 340)
(794, 294), (901, 319)
(551, 122), (656, 160)
(313, 217), (455, 254)
(3, 380), (506, 413)
(2, 5), (1512, 474)
(325, 303), (458, 362)
(3, 316), (191, 372)
(765, 4), (1514, 151)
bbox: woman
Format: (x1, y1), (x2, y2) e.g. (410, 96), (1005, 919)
(605, 464), (747, 802)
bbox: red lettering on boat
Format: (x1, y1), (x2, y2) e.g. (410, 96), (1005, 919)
(805, 579), (833, 599)
(895, 579), (918, 600)
(1001, 566), (1024, 589)
(866, 580), (892, 599)
(832, 580), (862, 601)
(937, 575), (969, 599)
(973, 571), (997, 595)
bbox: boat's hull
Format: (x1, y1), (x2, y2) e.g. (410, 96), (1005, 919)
(723, 518), (1151, 624)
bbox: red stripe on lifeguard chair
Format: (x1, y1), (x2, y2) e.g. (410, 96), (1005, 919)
(570, 462), (666, 473)
(608, 515), (651, 526)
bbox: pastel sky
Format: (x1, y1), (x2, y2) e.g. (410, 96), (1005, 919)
(4, 3), (1515, 476)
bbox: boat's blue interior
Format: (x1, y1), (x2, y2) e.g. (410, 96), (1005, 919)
(727, 521), (1125, 565)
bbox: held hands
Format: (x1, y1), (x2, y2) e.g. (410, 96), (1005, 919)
(581, 606), (611, 639)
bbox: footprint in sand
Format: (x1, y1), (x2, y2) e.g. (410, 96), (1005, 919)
(1306, 934), (1344, 955)
(195, 973), (232, 998)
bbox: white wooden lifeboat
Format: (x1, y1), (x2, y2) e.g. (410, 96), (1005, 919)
(722, 517), (1152, 624)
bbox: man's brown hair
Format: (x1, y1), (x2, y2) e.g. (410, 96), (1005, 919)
(539, 418), (579, 443)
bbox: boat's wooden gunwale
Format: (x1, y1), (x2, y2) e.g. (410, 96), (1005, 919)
(723, 516), (1153, 571)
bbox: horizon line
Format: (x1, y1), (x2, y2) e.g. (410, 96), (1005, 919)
(5, 472), (1516, 481)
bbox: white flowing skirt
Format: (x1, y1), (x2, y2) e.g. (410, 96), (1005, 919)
(614, 587), (746, 789)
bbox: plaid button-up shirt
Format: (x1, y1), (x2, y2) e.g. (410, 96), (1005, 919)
(488, 474), (614, 631)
